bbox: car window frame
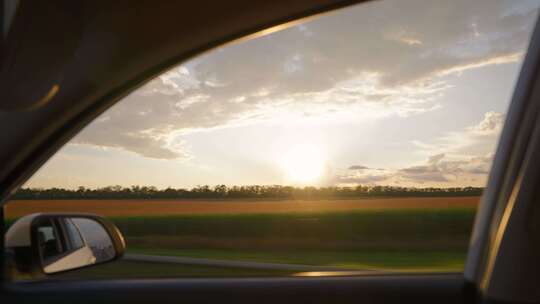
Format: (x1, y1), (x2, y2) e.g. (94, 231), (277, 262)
(1, 1), (540, 303)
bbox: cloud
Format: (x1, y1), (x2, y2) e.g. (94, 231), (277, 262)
(348, 165), (369, 170)
(385, 29), (423, 46)
(335, 151), (495, 186)
(72, 0), (537, 159)
(436, 53), (522, 77)
(334, 167), (394, 185)
(336, 118), (499, 186)
(412, 111), (505, 159)
(388, 111), (504, 184)
(398, 153), (494, 184)
(467, 111), (505, 135)
(335, 174), (392, 184)
(399, 153), (454, 182)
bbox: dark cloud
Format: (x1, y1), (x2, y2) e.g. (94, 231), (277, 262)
(399, 153), (452, 182)
(348, 165), (369, 170)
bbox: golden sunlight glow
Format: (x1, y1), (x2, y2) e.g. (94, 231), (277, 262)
(279, 145), (325, 184)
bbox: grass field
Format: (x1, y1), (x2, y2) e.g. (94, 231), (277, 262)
(5, 197), (479, 278)
(114, 208), (475, 250)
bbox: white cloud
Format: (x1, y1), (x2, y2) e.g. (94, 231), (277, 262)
(334, 110), (505, 186)
(175, 94), (210, 110)
(335, 152), (494, 186)
(467, 111), (505, 135)
(413, 111), (505, 157)
(71, 0), (537, 160)
(385, 29), (423, 46)
(436, 53), (522, 77)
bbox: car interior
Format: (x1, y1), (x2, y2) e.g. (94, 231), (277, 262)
(2, 0), (540, 303)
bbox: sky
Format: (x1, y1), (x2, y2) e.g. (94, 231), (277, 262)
(25, 0), (540, 189)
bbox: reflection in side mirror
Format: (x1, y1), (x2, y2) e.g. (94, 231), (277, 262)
(36, 217), (116, 273)
(5, 213), (125, 277)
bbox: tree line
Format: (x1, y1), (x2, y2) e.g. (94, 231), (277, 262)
(11, 185), (484, 200)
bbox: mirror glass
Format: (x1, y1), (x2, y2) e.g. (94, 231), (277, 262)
(35, 217), (116, 274)
(71, 218), (116, 263)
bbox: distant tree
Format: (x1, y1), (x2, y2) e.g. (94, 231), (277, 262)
(10, 184), (484, 200)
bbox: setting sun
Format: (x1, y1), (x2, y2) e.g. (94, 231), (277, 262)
(279, 145), (326, 184)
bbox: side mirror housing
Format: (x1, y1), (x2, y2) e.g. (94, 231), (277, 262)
(5, 213), (125, 278)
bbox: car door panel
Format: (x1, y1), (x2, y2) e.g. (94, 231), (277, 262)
(2, 274), (464, 304)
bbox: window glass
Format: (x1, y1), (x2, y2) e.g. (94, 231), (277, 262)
(38, 226), (55, 243)
(37, 220), (64, 262)
(5, 0), (540, 280)
(64, 219), (85, 250)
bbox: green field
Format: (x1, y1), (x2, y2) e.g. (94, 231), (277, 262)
(6, 206), (477, 279)
(112, 208), (475, 273)
(113, 209), (474, 248)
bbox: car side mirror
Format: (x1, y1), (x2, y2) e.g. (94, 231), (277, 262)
(5, 213), (125, 277)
